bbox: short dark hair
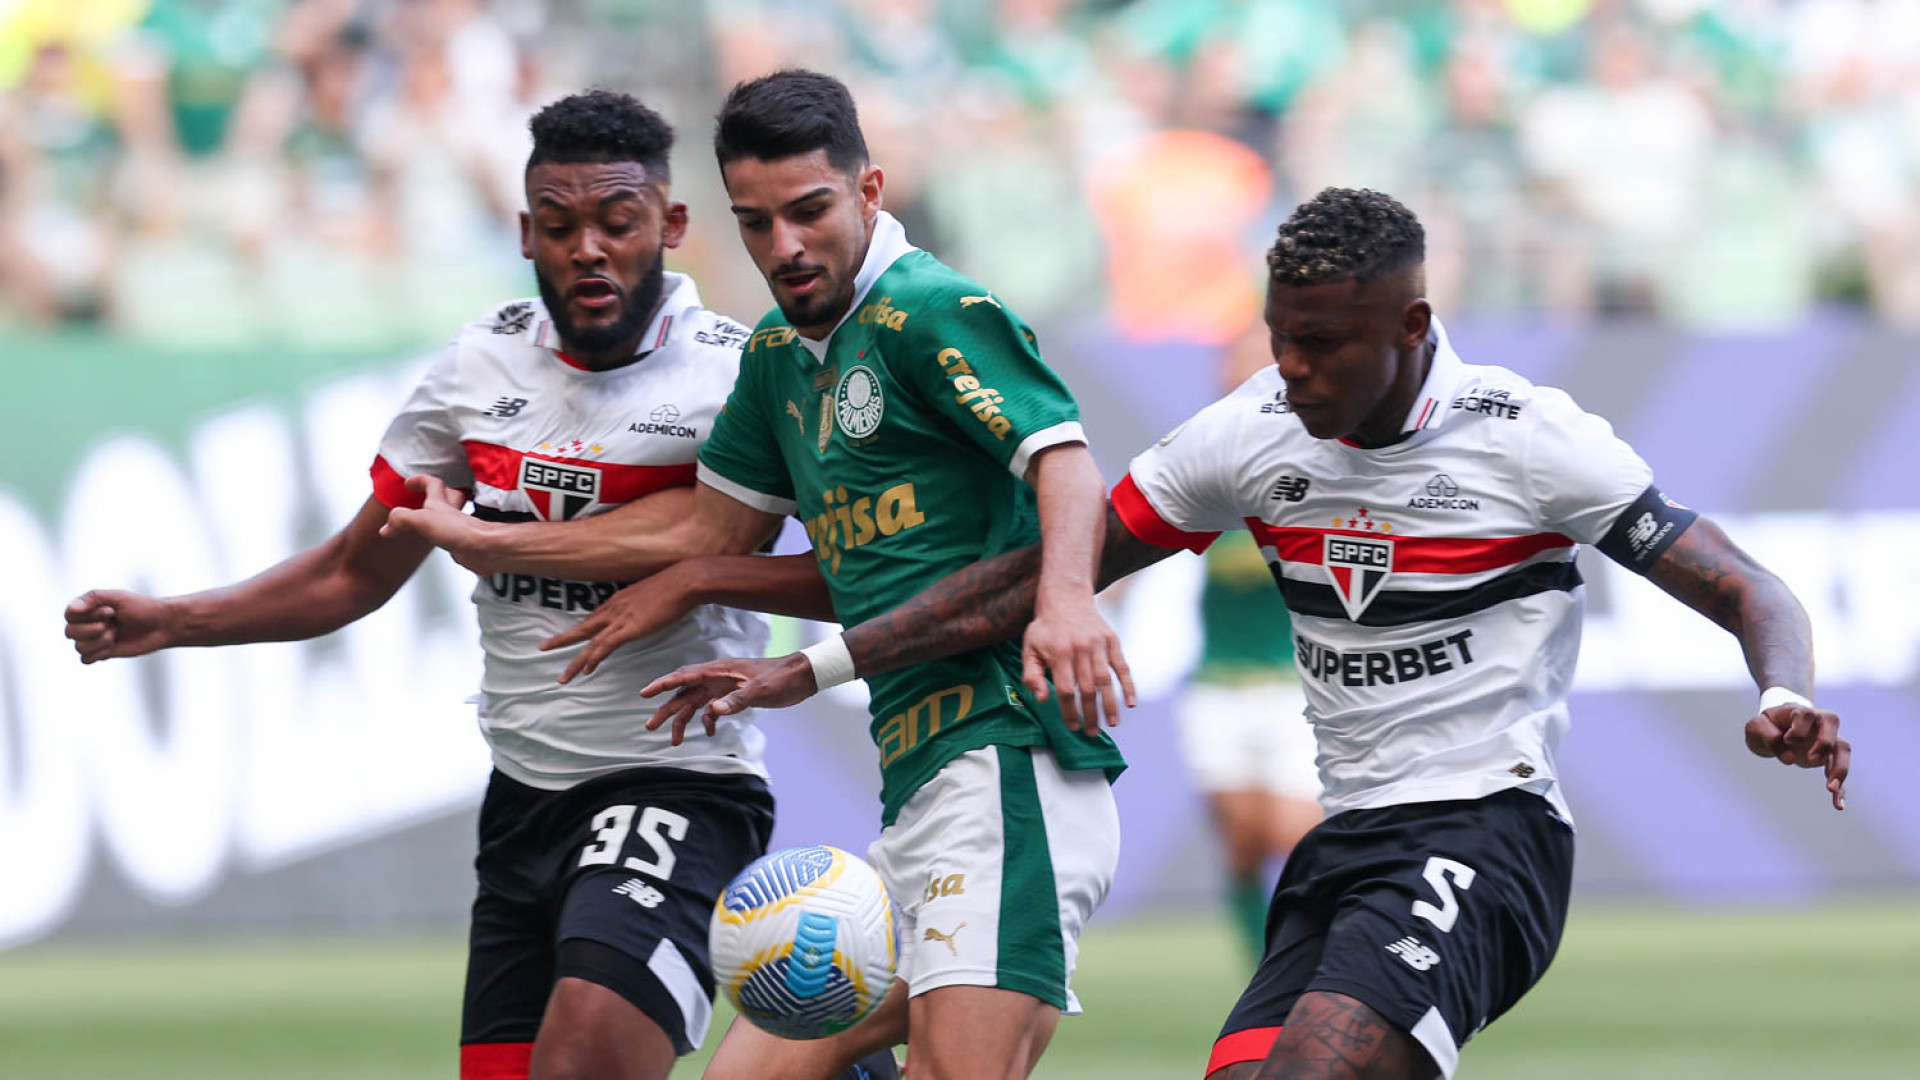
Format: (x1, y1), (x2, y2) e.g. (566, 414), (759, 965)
(713, 69), (869, 175)
(1267, 188), (1425, 287)
(527, 90), (674, 181)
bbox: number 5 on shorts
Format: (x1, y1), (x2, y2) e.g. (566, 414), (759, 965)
(578, 805), (691, 879)
(1411, 856), (1477, 934)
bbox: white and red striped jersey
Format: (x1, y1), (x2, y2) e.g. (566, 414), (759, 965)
(1114, 318), (1693, 820)
(371, 274), (771, 789)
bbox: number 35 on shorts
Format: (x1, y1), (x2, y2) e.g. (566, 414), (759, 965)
(1411, 856), (1476, 934)
(579, 805), (690, 880)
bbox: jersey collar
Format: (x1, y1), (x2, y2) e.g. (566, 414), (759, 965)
(797, 210), (918, 363)
(533, 272), (702, 370)
(1338, 315), (1464, 448)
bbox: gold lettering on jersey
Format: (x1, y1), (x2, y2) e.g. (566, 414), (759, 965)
(801, 482), (925, 574)
(816, 394), (833, 453)
(857, 296), (910, 331)
(923, 873), (967, 903)
(748, 327), (798, 352)
(935, 347), (1014, 441)
(879, 684), (974, 768)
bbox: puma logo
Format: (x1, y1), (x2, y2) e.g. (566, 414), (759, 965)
(785, 400), (807, 435)
(923, 922), (967, 956)
(958, 295), (999, 308)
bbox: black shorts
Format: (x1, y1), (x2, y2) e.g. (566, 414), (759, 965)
(459, 767), (775, 1065)
(1209, 788), (1574, 1079)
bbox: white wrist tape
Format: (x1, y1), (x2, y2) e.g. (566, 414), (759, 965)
(1759, 686), (1813, 713)
(800, 635), (856, 690)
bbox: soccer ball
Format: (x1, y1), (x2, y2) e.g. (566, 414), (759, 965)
(710, 845), (897, 1040)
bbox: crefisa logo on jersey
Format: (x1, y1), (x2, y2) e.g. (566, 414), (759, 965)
(519, 457), (602, 521)
(1324, 534), (1394, 619)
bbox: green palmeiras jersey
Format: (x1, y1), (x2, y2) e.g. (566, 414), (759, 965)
(698, 212), (1126, 824)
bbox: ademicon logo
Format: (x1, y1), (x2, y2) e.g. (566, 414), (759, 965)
(0, 358), (490, 948)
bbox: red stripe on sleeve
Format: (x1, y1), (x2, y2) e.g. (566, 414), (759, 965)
(461, 441), (698, 505)
(1206, 1027), (1282, 1075)
(1248, 521), (1573, 574)
(370, 455), (425, 510)
(459, 1042), (532, 1080)
(1111, 474), (1220, 554)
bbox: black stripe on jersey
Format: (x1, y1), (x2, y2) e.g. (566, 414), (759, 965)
(1273, 560), (1582, 627)
(473, 505), (537, 524)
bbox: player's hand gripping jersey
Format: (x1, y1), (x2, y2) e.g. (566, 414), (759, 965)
(697, 211), (1126, 823)
(1115, 318), (1694, 821)
(371, 276), (770, 789)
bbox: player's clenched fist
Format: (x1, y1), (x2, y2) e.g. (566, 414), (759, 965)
(64, 589), (173, 663)
(1744, 702), (1849, 811)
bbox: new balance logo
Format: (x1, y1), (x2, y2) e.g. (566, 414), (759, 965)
(487, 397), (530, 418)
(613, 878), (665, 909)
(1270, 475), (1310, 502)
(1385, 936), (1440, 971)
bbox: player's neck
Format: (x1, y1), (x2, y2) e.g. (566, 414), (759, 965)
(1349, 340), (1435, 449)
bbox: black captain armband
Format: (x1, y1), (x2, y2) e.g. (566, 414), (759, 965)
(1596, 485), (1699, 573)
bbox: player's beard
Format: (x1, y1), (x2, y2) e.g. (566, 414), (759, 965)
(537, 249), (666, 359)
(771, 262), (854, 332)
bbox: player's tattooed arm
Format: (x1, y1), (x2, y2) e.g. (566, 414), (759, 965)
(1645, 516), (1849, 809)
(843, 504), (1177, 684)
(639, 506), (1179, 742)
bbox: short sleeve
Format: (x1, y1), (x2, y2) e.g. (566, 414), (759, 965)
(371, 345), (471, 509)
(899, 292), (1083, 477)
(697, 347), (798, 515)
(1525, 388), (1657, 545)
(1111, 397), (1247, 553)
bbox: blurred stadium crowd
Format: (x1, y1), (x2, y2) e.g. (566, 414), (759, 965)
(4, 0), (1920, 346)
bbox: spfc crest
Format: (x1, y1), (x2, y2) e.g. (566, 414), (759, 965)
(520, 457), (601, 521)
(1323, 534), (1393, 620)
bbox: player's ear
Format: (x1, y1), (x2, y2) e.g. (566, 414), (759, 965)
(1400, 297), (1431, 351)
(857, 164), (883, 217)
(662, 200), (689, 249)
(519, 210), (533, 260)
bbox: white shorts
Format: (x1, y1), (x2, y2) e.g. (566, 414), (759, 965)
(1174, 679), (1322, 799)
(865, 745), (1120, 1015)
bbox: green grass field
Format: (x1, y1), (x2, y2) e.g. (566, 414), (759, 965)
(3, 902), (1915, 1078)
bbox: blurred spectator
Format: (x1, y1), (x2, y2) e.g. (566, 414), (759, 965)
(8, 0), (1920, 336)
(0, 43), (120, 322)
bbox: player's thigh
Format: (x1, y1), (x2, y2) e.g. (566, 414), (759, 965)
(1207, 789), (1278, 873)
(1176, 684), (1275, 795)
(1306, 791), (1574, 1078)
(555, 772), (777, 1057)
(530, 974), (676, 1080)
(867, 745), (1119, 1016)
(907, 983), (1060, 1080)
(702, 978), (909, 1080)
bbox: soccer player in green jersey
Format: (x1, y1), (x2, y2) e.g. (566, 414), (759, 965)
(386, 71), (1136, 1080)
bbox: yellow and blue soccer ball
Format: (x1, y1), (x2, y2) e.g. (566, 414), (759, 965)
(710, 845), (897, 1040)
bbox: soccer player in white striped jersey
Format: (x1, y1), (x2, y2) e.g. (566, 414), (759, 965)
(635, 187), (1851, 1080)
(63, 91), (894, 1080)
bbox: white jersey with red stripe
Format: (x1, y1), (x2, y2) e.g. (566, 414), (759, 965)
(1115, 318), (1691, 821)
(371, 274), (771, 789)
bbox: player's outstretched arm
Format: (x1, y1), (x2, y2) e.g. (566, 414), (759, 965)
(1643, 516), (1849, 809)
(64, 493), (439, 662)
(1021, 443), (1132, 730)
(381, 477), (784, 581)
(640, 506), (1179, 743)
(540, 553), (836, 684)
